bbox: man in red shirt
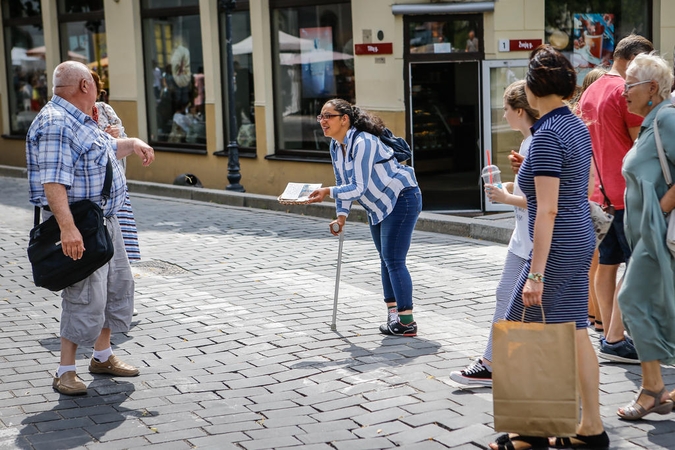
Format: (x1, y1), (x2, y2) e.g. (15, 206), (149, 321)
(578, 34), (653, 363)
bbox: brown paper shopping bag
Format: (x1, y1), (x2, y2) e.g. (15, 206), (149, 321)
(492, 311), (578, 437)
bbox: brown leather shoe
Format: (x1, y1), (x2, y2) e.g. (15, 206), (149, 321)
(52, 371), (87, 395)
(89, 355), (139, 377)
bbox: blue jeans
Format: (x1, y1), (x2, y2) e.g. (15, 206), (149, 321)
(369, 187), (422, 312)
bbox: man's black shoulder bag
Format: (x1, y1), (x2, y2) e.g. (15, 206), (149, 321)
(27, 158), (115, 291)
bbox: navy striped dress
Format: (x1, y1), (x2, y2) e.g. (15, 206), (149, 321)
(505, 106), (595, 329)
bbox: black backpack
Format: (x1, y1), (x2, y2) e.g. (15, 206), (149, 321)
(352, 128), (412, 163)
(379, 127), (412, 163)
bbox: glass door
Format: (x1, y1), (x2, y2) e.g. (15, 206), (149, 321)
(481, 60), (529, 211)
(409, 61), (481, 211)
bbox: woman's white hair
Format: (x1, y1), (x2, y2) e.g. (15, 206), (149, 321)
(52, 61), (91, 88)
(626, 52), (674, 101)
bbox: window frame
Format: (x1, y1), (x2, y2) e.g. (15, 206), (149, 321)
(544, 0), (653, 56)
(140, 2), (206, 154)
(404, 14), (485, 63)
(215, 0), (256, 158)
(1, 0), (45, 138)
(268, 0), (353, 161)
(57, 1), (105, 76)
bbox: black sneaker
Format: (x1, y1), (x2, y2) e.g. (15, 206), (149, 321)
(380, 320), (417, 336)
(450, 359), (492, 387)
(598, 337), (639, 364)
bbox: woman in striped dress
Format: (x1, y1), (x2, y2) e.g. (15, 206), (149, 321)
(490, 46), (608, 450)
(307, 99), (422, 336)
(91, 71), (141, 262)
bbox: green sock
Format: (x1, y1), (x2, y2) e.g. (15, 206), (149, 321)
(399, 314), (414, 324)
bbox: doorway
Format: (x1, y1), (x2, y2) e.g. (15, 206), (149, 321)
(409, 61), (481, 211)
(404, 14), (483, 212)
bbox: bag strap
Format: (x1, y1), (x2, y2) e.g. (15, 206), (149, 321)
(590, 151), (613, 207)
(35, 156), (113, 227)
(653, 104), (675, 188)
(520, 305), (547, 323)
(101, 156), (113, 205)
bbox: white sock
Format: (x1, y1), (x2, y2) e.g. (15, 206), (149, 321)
(56, 364), (77, 378)
(388, 307), (398, 324)
(93, 347), (113, 363)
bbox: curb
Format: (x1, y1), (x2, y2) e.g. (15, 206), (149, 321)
(0, 165), (513, 245)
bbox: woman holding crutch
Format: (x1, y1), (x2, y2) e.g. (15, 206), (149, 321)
(307, 99), (422, 336)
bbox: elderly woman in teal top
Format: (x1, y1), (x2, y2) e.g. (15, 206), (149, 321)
(617, 53), (675, 420)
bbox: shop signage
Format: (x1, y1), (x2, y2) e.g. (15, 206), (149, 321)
(354, 43), (393, 55)
(498, 39), (542, 52)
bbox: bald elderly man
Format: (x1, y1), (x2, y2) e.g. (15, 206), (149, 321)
(26, 61), (155, 395)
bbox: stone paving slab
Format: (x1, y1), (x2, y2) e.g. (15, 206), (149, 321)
(1, 176), (674, 449)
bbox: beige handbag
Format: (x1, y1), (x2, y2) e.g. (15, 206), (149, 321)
(492, 307), (578, 437)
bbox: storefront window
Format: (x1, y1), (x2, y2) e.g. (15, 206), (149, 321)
(486, 64), (529, 187)
(142, 1), (206, 151)
(221, 4), (256, 153)
(271, 0), (354, 156)
(545, 1), (651, 82)
(58, 1), (107, 94)
(2, 0), (46, 135)
(409, 18), (481, 54)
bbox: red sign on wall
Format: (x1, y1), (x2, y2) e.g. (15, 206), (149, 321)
(509, 39), (542, 52)
(354, 43), (393, 55)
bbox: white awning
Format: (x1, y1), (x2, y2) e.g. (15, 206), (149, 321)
(392, 2), (495, 15)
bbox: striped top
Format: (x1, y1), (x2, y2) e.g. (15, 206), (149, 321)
(330, 127), (418, 225)
(518, 105), (594, 253)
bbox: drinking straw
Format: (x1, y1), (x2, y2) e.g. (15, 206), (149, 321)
(485, 149), (493, 184)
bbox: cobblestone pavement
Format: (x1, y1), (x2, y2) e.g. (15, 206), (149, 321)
(1, 176), (674, 450)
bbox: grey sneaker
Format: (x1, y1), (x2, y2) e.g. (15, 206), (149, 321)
(598, 337), (639, 364)
(450, 359), (492, 387)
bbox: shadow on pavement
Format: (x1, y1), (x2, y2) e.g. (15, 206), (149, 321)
(289, 333), (442, 370)
(16, 381), (154, 450)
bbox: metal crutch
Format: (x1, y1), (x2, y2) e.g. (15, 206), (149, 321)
(330, 223), (344, 331)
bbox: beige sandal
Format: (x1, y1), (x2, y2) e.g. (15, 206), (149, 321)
(617, 387), (674, 420)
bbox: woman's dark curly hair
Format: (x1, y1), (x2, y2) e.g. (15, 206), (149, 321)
(526, 45), (577, 100)
(324, 98), (385, 136)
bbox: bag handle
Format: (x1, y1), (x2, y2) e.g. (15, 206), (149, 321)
(520, 305), (547, 324)
(34, 156), (114, 227)
(590, 151), (613, 208)
(653, 104), (675, 188)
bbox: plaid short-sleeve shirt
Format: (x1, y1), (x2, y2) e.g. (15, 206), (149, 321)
(26, 95), (126, 217)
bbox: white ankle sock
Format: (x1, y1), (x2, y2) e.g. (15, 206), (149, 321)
(388, 307), (398, 324)
(56, 364), (77, 377)
(93, 347), (113, 363)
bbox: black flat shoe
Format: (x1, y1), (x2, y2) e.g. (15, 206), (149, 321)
(493, 434), (549, 450)
(552, 431), (609, 449)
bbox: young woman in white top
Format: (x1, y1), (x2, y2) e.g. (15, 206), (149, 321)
(450, 80), (538, 386)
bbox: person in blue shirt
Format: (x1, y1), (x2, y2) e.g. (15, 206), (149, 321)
(307, 99), (422, 336)
(26, 61), (154, 396)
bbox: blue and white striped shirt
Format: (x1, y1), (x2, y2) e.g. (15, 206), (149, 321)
(329, 127), (418, 225)
(26, 95), (126, 217)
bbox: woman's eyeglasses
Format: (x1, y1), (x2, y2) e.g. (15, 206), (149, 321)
(624, 80), (652, 92)
(316, 113), (343, 122)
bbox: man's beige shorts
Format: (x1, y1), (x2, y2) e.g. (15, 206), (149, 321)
(59, 215), (135, 347)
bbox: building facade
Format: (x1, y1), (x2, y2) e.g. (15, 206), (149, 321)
(2, 0), (673, 211)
